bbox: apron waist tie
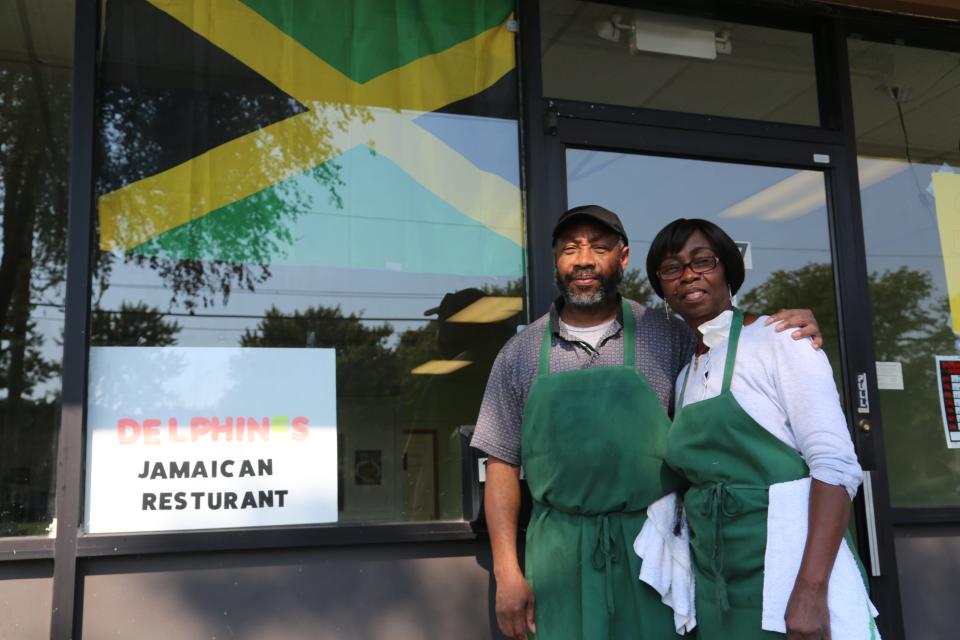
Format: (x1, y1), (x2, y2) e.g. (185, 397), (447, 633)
(591, 514), (618, 619)
(700, 482), (744, 613)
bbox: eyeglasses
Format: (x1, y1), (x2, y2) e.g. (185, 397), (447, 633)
(656, 255), (720, 281)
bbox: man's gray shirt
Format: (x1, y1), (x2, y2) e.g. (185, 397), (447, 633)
(471, 297), (696, 465)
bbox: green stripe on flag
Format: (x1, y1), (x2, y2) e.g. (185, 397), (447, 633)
(239, 0), (514, 84)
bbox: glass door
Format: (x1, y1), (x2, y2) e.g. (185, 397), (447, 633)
(850, 38), (960, 510)
(527, 114), (901, 636)
(847, 36), (960, 639)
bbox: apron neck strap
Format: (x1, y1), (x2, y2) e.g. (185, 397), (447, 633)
(621, 298), (635, 368)
(679, 361), (691, 407)
(678, 307), (744, 405)
(538, 316), (553, 375)
(721, 308), (744, 393)
(537, 298), (634, 375)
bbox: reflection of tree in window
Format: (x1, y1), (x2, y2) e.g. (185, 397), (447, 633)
(620, 269), (654, 307)
(0, 33), (71, 535)
(92, 0), (361, 313)
(90, 302), (181, 347)
(240, 306), (400, 398)
(742, 262), (956, 502)
(239, 287), (525, 520)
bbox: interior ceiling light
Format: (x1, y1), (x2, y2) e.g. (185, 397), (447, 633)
(446, 296), (523, 323)
(410, 360), (472, 375)
(595, 11), (731, 60)
(719, 158), (908, 221)
(595, 14), (626, 43)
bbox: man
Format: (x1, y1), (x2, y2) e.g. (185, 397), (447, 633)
(471, 205), (820, 640)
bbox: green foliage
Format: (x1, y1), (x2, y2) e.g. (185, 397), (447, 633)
(741, 261), (959, 506)
(620, 268), (655, 307)
(392, 321), (443, 410)
(481, 278), (524, 297)
(394, 322), (442, 374)
(91, 302), (182, 347)
(0, 51), (72, 533)
(0, 319), (58, 399)
(865, 266), (955, 362)
(740, 263), (842, 368)
(241, 305), (400, 397)
(0, 520), (50, 537)
(868, 269), (956, 505)
(740, 261), (955, 374)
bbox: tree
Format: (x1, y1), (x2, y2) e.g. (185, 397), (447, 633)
(0, 47), (71, 404)
(0, 319), (58, 401)
(90, 302), (182, 347)
(240, 305), (400, 398)
(741, 262), (958, 506)
(620, 268), (655, 307)
(740, 263), (842, 370)
(0, 18), (72, 533)
(864, 268), (957, 505)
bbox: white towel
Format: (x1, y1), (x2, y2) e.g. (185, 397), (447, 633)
(763, 477), (880, 639)
(633, 494), (696, 634)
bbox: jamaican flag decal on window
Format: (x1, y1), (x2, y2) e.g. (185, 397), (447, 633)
(97, 0), (522, 277)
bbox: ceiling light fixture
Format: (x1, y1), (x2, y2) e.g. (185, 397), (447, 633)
(446, 296), (523, 323)
(719, 158), (909, 221)
(595, 11), (732, 60)
(411, 360), (472, 375)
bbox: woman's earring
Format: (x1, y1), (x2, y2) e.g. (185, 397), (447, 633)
(663, 297), (671, 318)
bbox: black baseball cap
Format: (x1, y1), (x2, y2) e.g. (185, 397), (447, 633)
(551, 205), (628, 246)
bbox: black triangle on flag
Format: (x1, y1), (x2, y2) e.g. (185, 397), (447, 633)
(96, 0), (306, 196)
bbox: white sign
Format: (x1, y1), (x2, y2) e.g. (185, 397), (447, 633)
(735, 241), (753, 269)
(856, 372), (870, 414)
(85, 347), (338, 533)
(876, 361), (904, 390)
(936, 356), (960, 449)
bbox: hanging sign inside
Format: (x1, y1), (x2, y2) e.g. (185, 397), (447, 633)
(735, 241), (753, 269)
(936, 356), (960, 449)
(931, 172), (960, 334)
(85, 347), (338, 533)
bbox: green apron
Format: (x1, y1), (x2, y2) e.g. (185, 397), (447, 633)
(520, 299), (685, 639)
(666, 308), (807, 638)
(666, 309), (862, 639)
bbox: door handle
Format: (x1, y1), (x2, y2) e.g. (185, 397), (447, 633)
(861, 470), (882, 577)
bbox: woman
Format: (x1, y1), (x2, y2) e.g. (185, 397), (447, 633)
(645, 218), (872, 639)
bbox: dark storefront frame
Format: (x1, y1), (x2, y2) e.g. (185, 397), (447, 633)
(0, 0), (958, 637)
(524, 3), (902, 635)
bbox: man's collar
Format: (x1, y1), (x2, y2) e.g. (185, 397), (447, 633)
(549, 294), (624, 340)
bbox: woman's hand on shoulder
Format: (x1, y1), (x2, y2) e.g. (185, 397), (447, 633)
(765, 308), (822, 350)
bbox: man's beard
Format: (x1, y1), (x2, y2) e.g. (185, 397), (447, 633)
(555, 264), (623, 308)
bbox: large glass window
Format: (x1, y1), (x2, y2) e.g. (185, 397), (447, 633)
(0, 0), (72, 537)
(850, 38), (960, 507)
(540, 0), (820, 126)
(86, 0), (524, 533)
